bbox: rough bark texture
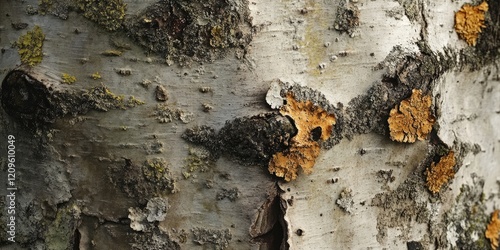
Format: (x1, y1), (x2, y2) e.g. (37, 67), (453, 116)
(0, 0), (499, 249)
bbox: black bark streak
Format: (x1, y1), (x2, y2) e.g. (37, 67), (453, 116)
(182, 113), (297, 165)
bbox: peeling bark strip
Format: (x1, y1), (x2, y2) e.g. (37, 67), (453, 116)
(250, 184), (288, 249)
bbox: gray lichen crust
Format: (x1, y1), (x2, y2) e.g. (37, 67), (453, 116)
(216, 188), (239, 202)
(35, 0), (253, 65)
(445, 175), (490, 249)
(108, 158), (177, 205)
(129, 197), (169, 232)
(336, 188), (354, 214)
(333, 0), (360, 36)
(132, 228), (180, 250)
(125, 0), (253, 65)
(192, 227), (232, 249)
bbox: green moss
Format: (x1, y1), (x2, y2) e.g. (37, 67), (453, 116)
(77, 0), (127, 31)
(16, 26), (45, 66)
(61, 73), (77, 84)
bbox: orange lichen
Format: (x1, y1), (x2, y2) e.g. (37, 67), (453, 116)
(455, 1), (488, 46)
(388, 89), (435, 143)
(425, 151), (456, 194)
(486, 210), (500, 250)
(268, 93), (336, 181)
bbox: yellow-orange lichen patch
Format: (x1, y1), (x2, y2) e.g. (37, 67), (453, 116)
(455, 1), (488, 46)
(268, 93), (336, 181)
(388, 89), (435, 143)
(486, 210), (500, 250)
(425, 151), (456, 194)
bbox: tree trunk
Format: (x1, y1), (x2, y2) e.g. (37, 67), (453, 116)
(1, 0), (499, 249)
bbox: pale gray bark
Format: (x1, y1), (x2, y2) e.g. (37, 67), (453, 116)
(0, 0), (499, 249)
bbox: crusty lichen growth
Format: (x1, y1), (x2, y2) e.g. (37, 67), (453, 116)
(336, 188), (354, 214)
(210, 26), (226, 48)
(455, 1), (488, 46)
(153, 104), (193, 124)
(142, 158), (178, 195)
(334, 0), (360, 36)
(125, 0), (252, 65)
(192, 227), (232, 249)
(183, 147), (214, 179)
(268, 93), (336, 181)
(37, 0), (71, 19)
(77, 0), (127, 31)
(126, 96), (145, 108)
(445, 177), (490, 249)
(16, 25), (45, 66)
(388, 89), (435, 143)
(486, 210), (500, 250)
(426, 151), (456, 194)
(61, 73), (76, 84)
(83, 86), (144, 111)
(144, 159), (167, 180)
(38, 0), (53, 15)
(108, 158), (177, 205)
(91, 72), (101, 80)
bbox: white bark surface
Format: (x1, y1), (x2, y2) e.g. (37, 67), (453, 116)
(0, 0), (499, 249)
